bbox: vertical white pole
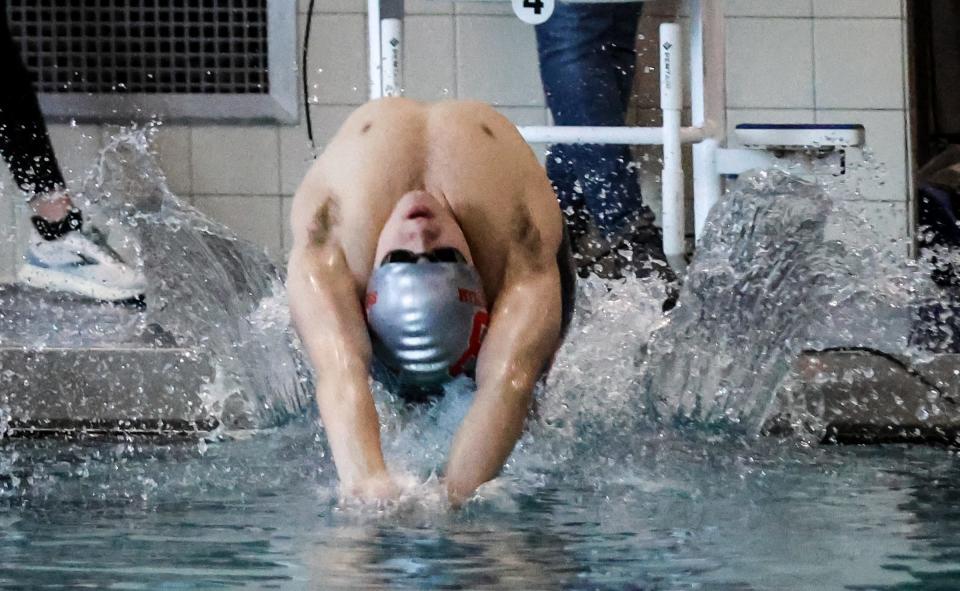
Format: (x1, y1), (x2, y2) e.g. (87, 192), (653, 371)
(690, 0), (726, 238)
(660, 23), (685, 272)
(367, 0), (383, 99)
(380, 18), (403, 96)
(379, 0), (404, 97)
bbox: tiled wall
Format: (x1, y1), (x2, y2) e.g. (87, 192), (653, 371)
(722, 0), (910, 251)
(191, 0), (555, 266)
(0, 0), (911, 281)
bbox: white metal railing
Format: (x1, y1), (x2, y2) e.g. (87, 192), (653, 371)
(659, 22), (685, 270)
(368, 0), (729, 272)
(516, 126), (707, 146)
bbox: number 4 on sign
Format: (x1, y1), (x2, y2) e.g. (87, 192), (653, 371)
(512, 0), (554, 25)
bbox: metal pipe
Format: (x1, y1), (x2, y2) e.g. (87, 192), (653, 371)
(370, 0), (718, 271)
(517, 125), (706, 145)
(380, 0), (404, 96)
(367, 0), (382, 98)
(660, 23), (686, 272)
(690, 0), (726, 238)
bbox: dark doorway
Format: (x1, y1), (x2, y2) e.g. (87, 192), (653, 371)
(910, 0), (960, 169)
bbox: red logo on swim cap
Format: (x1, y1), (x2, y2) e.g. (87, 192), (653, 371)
(365, 292), (378, 312)
(449, 310), (490, 377)
(457, 288), (485, 308)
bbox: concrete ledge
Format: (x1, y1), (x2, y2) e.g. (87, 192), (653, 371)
(785, 350), (960, 444)
(0, 346), (217, 436)
(5, 347), (960, 442)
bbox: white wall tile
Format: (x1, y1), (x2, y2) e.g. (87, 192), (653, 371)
(282, 196), (294, 256)
(306, 14), (368, 105)
(194, 195), (283, 261)
(816, 109), (908, 203)
(278, 109), (330, 197)
(302, 0), (454, 14)
(812, 0), (902, 18)
(282, 105), (356, 194)
(726, 18), (814, 108)
(825, 200), (909, 256)
(456, 16), (544, 106)
(455, 1), (512, 15)
(407, 0), (455, 14)
(0, 172), (18, 283)
(149, 125), (192, 197)
(47, 124), (103, 194)
(813, 19), (904, 109)
(496, 105), (548, 127)
(497, 106), (549, 165)
(192, 127), (280, 195)
(726, 0), (812, 17)
(306, 105), (357, 150)
(301, 0), (364, 13)
(0, 166), (28, 284)
(725, 109), (817, 147)
(0, 161), (21, 196)
(404, 16), (456, 101)
(280, 124), (317, 196)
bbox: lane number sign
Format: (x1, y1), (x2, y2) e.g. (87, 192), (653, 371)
(512, 0), (554, 25)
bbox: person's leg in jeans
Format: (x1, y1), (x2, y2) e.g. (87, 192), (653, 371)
(0, 4), (145, 303)
(536, 2), (673, 282)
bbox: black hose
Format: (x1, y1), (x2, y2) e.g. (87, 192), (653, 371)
(302, 0), (317, 150)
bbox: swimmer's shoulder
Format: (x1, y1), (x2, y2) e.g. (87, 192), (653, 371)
(427, 100), (523, 140)
(336, 97), (427, 134)
(330, 99), (519, 147)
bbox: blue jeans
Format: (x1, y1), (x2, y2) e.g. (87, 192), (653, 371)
(535, 2), (650, 240)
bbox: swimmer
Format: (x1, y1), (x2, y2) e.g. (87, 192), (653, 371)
(287, 98), (575, 505)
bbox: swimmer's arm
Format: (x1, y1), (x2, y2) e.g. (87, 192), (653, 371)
(444, 265), (562, 504)
(287, 242), (394, 499)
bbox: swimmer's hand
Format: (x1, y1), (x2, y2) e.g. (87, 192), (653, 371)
(342, 473), (400, 503)
(444, 479), (474, 509)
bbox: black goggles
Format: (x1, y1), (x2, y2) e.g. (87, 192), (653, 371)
(381, 247), (467, 266)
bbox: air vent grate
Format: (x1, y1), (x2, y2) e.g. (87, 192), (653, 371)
(4, 1), (297, 123)
(7, 0), (269, 95)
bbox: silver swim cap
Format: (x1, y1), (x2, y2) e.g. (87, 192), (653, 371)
(365, 261), (489, 388)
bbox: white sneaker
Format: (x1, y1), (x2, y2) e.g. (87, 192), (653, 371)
(18, 224), (147, 303)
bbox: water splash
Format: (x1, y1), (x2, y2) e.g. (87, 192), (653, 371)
(332, 166), (946, 499)
(0, 124), (311, 430)
(95, 125), (312, 428)
(0, 130), (949, 504)
(645, 172), (835, 431)
(406, 168), (931, 487)
(646, 169), (936, 437)
(0, 146), (957, 589)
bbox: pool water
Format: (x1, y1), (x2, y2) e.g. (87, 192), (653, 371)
(3, 425), (960, 590)
(3, 131), (959, 590)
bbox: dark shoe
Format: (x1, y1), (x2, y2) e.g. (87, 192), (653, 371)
(563, 207), (681, 311)
(623, 229), (680, 312)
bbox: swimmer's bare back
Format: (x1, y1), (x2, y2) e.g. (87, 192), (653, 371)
(290, 97), (563, 300)
(287, 98), (566, 504)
